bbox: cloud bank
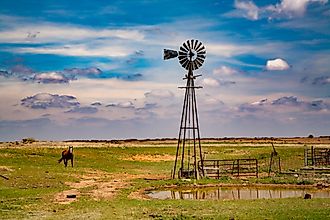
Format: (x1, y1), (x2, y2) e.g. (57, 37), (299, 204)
(232, 0), (328, 20)
(239, 96), (330, 113)
(21, 93), (79, 109)
(0, 65), (144, 84)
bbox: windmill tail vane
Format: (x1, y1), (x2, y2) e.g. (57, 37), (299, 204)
(164, 49), (178, 60)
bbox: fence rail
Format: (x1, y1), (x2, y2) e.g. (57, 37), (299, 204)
(304, 146), (330, 166)
(198, 159), (258, 179)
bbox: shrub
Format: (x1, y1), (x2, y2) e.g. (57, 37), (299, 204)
(22, 137), (37, 144)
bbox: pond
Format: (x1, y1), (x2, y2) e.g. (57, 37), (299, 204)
(146, 187), (330, 200)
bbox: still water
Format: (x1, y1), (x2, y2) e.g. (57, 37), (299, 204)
(146, 187), (330, 200)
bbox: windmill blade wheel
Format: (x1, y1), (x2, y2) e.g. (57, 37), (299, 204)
(178, 39), (206, 70)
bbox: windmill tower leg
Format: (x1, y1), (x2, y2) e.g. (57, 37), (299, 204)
(173, 80), (189, 179)
(192, 78), (204, 178)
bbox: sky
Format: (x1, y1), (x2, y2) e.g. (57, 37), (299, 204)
(0, 0), (329, 141)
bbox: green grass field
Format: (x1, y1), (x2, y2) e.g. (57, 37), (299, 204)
(1, 138), (330, 219)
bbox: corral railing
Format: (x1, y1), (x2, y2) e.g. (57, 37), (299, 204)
(198, 159), (258, 179)
(304, 146), (330, 166)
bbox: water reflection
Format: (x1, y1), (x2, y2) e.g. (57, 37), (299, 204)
(146, 187), (330, 200)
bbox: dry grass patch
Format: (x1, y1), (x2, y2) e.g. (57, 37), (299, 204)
(0, 166), (14, 172)
(122, 154), (175, 162)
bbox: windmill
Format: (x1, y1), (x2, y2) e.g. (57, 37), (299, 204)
(164, 39), (206, 179)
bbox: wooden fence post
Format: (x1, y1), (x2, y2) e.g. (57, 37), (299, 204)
(237, 159), (240, 177)
(256, 159), (258, 178)
(311, 146), (314, 166)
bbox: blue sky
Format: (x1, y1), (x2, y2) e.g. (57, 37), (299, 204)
(0, 0), (329, 141)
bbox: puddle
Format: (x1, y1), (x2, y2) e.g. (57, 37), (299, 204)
(146, 187), (330, 200)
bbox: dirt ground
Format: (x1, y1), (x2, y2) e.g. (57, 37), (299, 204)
(54, 168), (167, 204)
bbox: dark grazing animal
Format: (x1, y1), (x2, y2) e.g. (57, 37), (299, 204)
(58, 146), (73, 167)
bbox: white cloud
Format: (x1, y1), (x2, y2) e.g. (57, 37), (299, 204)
(0, 15), (144, 58)
(21, 93), (79, 109)
(231, 0), (328, 20)
(266, 58), (290, 70)
(118, 101), (134, 108)
(267, 0), (328, 18)
(144, 89), (174, 99)
(143, 89), (176, 113)
(61, 78), (177, 106)
(34, 72), (69, 84)
(240, 96), (330, 113)
(202, 78), (220, 87)
(0, 21), (144, 44)
(63, 67), (102, 76)
(251, 98), (268, 105)
(66, 106), (98, 114)
(11, 44), (131, 57)
(202, 96), (225, 106)
(235, 0), (259, 20)
(1, 66), (110, 84)
(205, 42), (253, 57)
(213, 66), (238, 76)
(106, 101), (134, 108)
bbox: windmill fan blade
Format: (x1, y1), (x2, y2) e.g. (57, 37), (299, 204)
(195, 41), (202, 51)
(185, 62), (191, 70)
(188, 61), (193, 70)
(194, 59), (202, 67)
(187, 40), (191, 49)
(196, 57), (204, 65)
(197, 54), (206, 59)
(178, 51), (187, 56)
(195, 60), (200, 70)
(198, 50), (206, 55)
(195, 61), (200, 69)
(178, 55), (187, 60)
(183, 60), (190, 70)
(189, 62), (193, 70)
(193, 40), (199, 50)
(180, 46), (188, 53)
(183, 42), (189, 51)
(180, 58), (189, 66)
(191, 39), (195, 49)
(163, 49), (178, 60)
(192, 61), (197, 70)
(179, 57), (187, 63)
(197, 46), (205, 52)
(190, 61), (194, 70)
